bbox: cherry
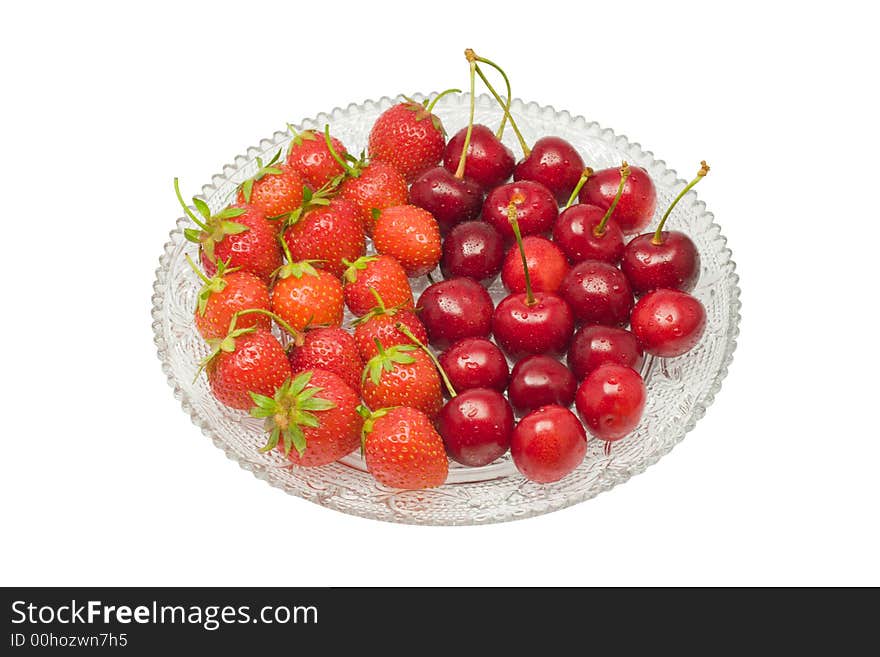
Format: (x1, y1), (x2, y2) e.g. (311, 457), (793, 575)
(508, 355), (577, 415)
(397, 323), (514, 467)
(559, 260), (634, 326)
(492, 203), (574, 358)
(438, 337), (509, 393)
(580, 164), (657, 234)
(510, 405), (587, 483)
(440, 221), (505, 282)
(514, 136), (586, 204)
(483, 180), (558, 240)
(416, 277), (493, 349)
(442, 124), (514, 190)
(501, 236), (569, 294)
(567, 325), (643, 381)
(621, 162), (708, 295)
(554, 164), (628, 265)
(575, 364), (646, 451)
(630, 288), (706, 357)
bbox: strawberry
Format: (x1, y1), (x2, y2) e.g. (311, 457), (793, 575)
(337, 160), (409, 236)
(187, 255), (271, 340)
(286, 128), (348, 189)
(372, 205), (442, 277)
(175, 179), (282, 281)
(352, 292), (428, 361)
(203, 325), (291, 411)
(287, 327), (363, 392)
(362, 406), (448, 489)
(283, 197), (365, 278)
(368, 94), (452, 182)
(235, 149), (305, 226)
(360, 344), (442, 418)
(250, 369), (362, 467)
(342, 255), (413, 316)
(271, 259), (344, 332)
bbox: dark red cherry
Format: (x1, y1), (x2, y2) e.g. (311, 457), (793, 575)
(575, 364), (646, 444)
(513, 136), (585, 204)
(510, 404), (587, 483)
(559, 260), (634, 327)
(437, 388), (515, 467)
(409, 167), (483, 233)
(443, 124), (515, 190)
(438, 337), (509, 393)
(440, 221), (505, 282)
(580, 165), (657, 234)
(416, 277), (494, 349)
(501, 236), (569, 294)
(483, 180), (558, 240)
(554, 204), (625, 265)
(492, 292), (574, 358)
(630, 288), (706, 357)
(508, 355), (577, 415)
(567, 325), (643, 380)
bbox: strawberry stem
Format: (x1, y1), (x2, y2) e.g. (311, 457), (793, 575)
(235, 308), (303, 345)
(595, 162), (631, 237)
(454, 60), (478, 180)
(425, 88), (461, 113)
(468, 51), (529, 156)
(323, 125), (358, 177)
(184, 253), (212, 285)
(395, 322), (457, 398)
(653, 161), (710, 245)
(564, 167), (595, 209)
(507, 201), (535, 306)
(174, 178), (210, 231)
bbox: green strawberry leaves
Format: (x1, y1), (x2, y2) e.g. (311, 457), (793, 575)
(342, 255), (378, 283)
(362, 343), (418, 385)
(185, 254), (238, 316)
(175, 178), (251, 263)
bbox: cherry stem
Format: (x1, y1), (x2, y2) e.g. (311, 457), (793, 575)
(395, 322), (457, 398)
(564, 167), (595, 209)
(323, 125), (357, 177)
(454, 61), (477, 179)
(466, 49), (515, 142)
(468, 53), (530, 157)
(507, 201), (535, 306)
(235, 308), (303, 344)
(425, 87), (461, 113)
(174, 178), (209, 231)
(653, 161), (710, 245)
(595, 162), (631, 237)
(184, 253), (212, 285)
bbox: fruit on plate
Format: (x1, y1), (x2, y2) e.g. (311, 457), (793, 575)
(287, 327), (363, 393)
(369, 91), (458, 182)
(285, 128), (348, 189)
(483, 180), (558, 240)
(567, 325), (643, 381)
(630, 288), (707, 357)
(235, 149), (305, 223)
(175, 179), (282, 281)
(510, 404), (588, 483)
(187, 256), (271, 340)
(360, 343), (442, 418)
(507, 355), (577, 415)
(342, 255), (413, 316)
(282, 197), (365, 277)
(438, 337), (509, 393)
(352, 291), (428, 361)
(372, 204), (442, 277)
(250, 369), (362, 466)
(559, 260), (634, 327)
(621, 161), (708, 295)
(579, 162), (657, 234)
(575, 364), (646, 451)
(361, 406), (448, 489)
(270, 258), (344, 331)
(415, 277), (494, 349)
(440, 221), (505, 282)
(501, 235), (569, 294)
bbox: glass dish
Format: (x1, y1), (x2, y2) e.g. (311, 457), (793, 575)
(152, 93), (741, 525)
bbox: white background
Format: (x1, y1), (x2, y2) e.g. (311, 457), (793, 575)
(1, 1), (877, 586)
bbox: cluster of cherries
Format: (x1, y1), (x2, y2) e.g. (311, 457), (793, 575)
(396, 51), (709, 483)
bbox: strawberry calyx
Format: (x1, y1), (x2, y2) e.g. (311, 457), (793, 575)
(286, 125), (320, 152)
(362, 341), (418, 385)
(250, 371), (337, 456)
(281, 177), (341, 227)
(239, 150), (284, 204)
(185, 254), (239, 316)
(195, 322), (257, 381)
(324, 124), (363, 179)
(351, 289), (404, 326)
(357, 404), (396, 452)
(341, 255), (379, 283)
(175, 178), (249, 263)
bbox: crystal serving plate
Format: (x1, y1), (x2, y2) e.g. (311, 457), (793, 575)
(152, 93), (741, 525)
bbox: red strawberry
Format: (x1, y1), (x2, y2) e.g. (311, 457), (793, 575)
(336, 161), (408, 236)
(360, 344), (442, 418)
(283, 197), (365, 277)
(187, 255), (271, 340)
(368, 97), (449, 182)
(204, 326), (291, 411)
(250, 369), (362, 467)
(342, 255), (413, 316)
(373, 205), (442, 277)
(287, 327), (363, 392)
(175, 179), (282, 281)
(285, 128), (348, 189)
(352, 293), (428, 361)
(271, 260), (344, 332)
(235, 150), (305, 226)
(362, 406), (448, 489)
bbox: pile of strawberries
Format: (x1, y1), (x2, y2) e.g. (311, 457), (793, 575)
(176, 49), (709, 490)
